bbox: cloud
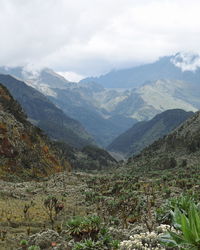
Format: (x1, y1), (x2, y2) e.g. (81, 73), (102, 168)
(171, 52), (200, 72)
(57, 71), (84, 82)
(0, 0), (200, 77)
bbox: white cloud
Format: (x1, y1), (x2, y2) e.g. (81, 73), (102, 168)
(57, 71), (84, 82)
(171, 52), (200, 72)
(0, 0), (200, 76)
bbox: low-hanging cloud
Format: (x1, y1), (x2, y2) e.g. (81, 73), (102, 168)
(1, 0), (200, 78)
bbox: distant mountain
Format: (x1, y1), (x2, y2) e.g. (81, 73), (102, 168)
(0, 68), (137, 147)
(1, 60), (199, 146)
(0, 83), (71, 180)
(80, 52), (200, 88)
(47, 85), (137, 146)
(0, 66), (72, 93)
(108, 109), (194, 157)
(0, 74), (94, 148)
(115, 79), (198, 120)
(128, 110), (200, 171)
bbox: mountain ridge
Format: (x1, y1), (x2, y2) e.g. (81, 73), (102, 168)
(0, 74), (94, 148)
(108, 109), (194, 157)
(80, 53), (200, 88)
(1, 55), (200, 146)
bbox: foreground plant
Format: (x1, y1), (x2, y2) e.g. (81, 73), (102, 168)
(66, 215), (119, 249)
(160, 201), (200, 249)
(66, 215), (101, 241)
(156, 195), (196, 225)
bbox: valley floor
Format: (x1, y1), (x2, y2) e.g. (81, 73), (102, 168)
(0, 165), (199, 249)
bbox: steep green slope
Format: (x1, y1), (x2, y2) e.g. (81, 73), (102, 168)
(127, 110), (200, 171)
(0, 74), (94, 148)
(108, 109), (194, 157)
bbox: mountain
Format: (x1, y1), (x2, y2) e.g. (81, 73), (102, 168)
(1, 59), (199, 146)
(128, 110), (200, 171)
(0, 74), (94, 148)
(80, 52), (200, 88)
(0, 68), (137, 146)
(0, 66), (72, 92)
(47, 84), (137, 146)
(116, 79), (198, 120)
(108, 109), (194, 157)
(0, 83), (72, 180)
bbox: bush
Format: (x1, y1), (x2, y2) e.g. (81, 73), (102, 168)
(66, 215), (101, 241)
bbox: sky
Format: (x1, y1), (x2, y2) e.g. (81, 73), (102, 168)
(0, 0), (200, 81)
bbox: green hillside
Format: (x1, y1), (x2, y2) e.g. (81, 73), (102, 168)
(108, 109), (194, 157)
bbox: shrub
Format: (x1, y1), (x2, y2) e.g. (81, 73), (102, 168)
(66, 215), (101, 241)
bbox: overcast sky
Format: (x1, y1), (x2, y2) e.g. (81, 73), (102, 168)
(0, 0), (200, 80)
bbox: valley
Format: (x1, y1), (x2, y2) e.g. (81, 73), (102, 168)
(2, 54), (200, 147)
(1, 53), (200, 249)
(1, 1), (200, 249)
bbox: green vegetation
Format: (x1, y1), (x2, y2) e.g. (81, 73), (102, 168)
(108, 109), (193, 157)
(54, 142), (117, 171)
(160, 200), (200, 249)
(0, 160), (199, 249)
(66, 215), (101, 241)
(1, 75), (200, 249)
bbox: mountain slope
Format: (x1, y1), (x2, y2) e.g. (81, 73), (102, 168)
(1, 64), (199, 146)
(0, 74), (94, 148)
(48, 86), (137, 146)
(128, 110), (200, 171)
(0, 68), (137, 147)
(108, 109), (194, 157)
(80, 52), (200, 88)
(54, 142), (117, 170)
(0, 83), (71, 180)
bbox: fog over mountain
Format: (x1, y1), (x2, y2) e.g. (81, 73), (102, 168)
(81, 52), (200, 88)
(1, 1), (200, 78)
(1, 52), (200, 147)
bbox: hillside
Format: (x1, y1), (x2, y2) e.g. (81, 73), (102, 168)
(108, 109), (194, 157)
(127, 110), (200, 171)
(0, 74), (94, 148)
(54, 142), (117, 170)
(0, 83), (71, 180)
